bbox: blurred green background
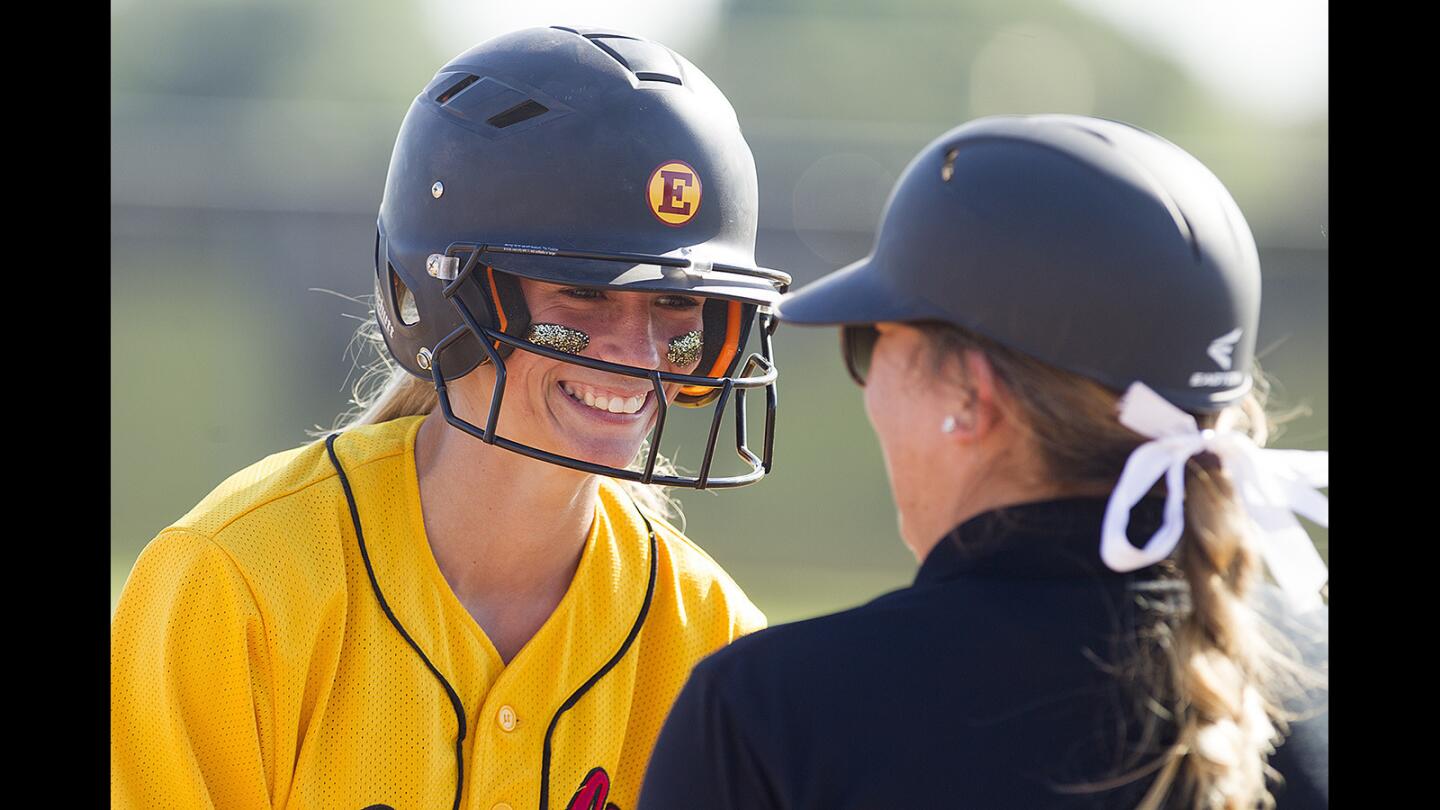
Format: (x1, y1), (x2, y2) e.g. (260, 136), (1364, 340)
(112, 0), (1327, 622)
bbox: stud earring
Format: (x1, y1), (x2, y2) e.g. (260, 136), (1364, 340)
(941, 415), (958, 434)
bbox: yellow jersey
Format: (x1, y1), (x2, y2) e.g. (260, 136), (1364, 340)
(111, 415), (766, 810)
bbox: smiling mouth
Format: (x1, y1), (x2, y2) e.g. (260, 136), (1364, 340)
(559, 381), (651, 415)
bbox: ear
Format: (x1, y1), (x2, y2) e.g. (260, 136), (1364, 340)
(944, 349), (1002, 441)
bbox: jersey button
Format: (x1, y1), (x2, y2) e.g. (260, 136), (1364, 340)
(497, 705), (518, 732)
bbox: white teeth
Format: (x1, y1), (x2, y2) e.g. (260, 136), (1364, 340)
(564, 383), (646, 415)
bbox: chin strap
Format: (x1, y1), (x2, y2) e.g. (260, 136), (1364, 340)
(1099, 382), (1329, 613)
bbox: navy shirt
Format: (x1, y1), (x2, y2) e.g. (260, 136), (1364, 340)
(638, 497), (1327, 809)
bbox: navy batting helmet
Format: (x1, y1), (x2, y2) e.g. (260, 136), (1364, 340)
(375, 26), (790, 488)
(776, 114), (1261, 414)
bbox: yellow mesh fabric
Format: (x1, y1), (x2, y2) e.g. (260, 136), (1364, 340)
(111, 415), (766, 810)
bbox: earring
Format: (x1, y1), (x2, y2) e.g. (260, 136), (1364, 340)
(526, 323), (590, 354)
(941, 415), (958, 434)
(667, 329), (704, 367)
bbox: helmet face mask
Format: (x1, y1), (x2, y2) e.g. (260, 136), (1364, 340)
(421, 244), (781, 489)
(373, 26), (789, 488)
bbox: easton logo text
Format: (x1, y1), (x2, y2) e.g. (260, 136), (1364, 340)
(1206, 327), (1243, 370)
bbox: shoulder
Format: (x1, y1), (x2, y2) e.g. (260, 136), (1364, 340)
(637, 503), (768, 636)
(168, 439), (334, 540)
(118, 527), (260, 616)
(170, 416), (423, 538)
(677, 577), (1060, 734)
(141, 417), (426, 616)
(596, 475), (771, 634)
(688, 584), (923, 713)
(643, 596), (921, 809)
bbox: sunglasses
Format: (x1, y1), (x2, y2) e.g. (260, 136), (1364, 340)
(842, 324), (879, 386)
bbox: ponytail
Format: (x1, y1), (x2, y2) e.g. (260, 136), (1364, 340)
(918, 322), (1321, 808)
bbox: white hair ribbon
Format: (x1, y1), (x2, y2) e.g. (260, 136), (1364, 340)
(1100, 382), (1329, 613)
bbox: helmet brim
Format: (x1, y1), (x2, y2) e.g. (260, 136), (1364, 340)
(775, 255), (947, 326)
(486, 251), (783, 307)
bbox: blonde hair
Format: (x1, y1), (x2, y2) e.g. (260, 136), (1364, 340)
(918, 322), (1323, 810)
(318, 303), (682, 521)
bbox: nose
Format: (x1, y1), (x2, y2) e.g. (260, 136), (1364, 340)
(588, 298), (663, 372)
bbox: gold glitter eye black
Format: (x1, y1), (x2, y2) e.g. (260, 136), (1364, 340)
(667, 329), (703, 367)
(526, 323), (590, 354)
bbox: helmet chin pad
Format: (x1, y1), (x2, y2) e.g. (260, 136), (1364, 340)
(480, 266), (533, 360)
(676, 299), (754, 407)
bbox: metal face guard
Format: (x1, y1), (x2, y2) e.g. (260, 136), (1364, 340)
(427, 243), (780, 489)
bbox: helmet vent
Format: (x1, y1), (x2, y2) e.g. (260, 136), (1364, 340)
(435, 74), (480, 105)
(486, 99), (550, 129)
(585, 35), (684, 85)
(423, 74), (569, 136)
(390, 265), (420, 326)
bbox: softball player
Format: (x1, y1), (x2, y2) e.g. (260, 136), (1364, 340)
(640, 115), (1328, 808)
(111, 26), (788, 810)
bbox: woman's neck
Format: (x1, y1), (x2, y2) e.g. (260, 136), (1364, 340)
(905, 439), (1107, 564)
(413, 409), (599, 612)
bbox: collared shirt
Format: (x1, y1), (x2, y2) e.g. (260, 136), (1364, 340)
(639, 497), (1328, 809)
(111, 415), (765, 810)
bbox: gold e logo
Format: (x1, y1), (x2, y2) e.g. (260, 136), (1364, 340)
(647, 161), (701, 226)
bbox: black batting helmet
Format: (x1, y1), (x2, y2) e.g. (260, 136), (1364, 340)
(776, 114), (1261, 414)
(375, 26), (789, 488)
